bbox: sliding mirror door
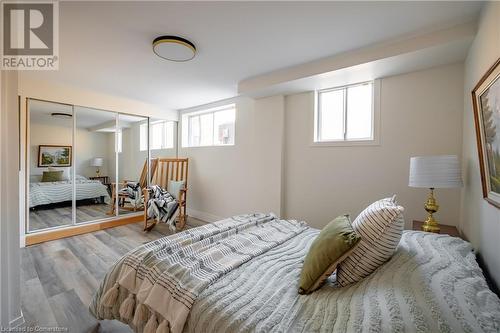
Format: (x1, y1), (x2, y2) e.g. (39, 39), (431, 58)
(117, 114), (150, 217)
(74, 106), (117, 224)
(26, 98), (164, 235)
(28, 99), (74, 232)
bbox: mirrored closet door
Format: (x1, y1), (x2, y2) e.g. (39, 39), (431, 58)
(28, 100), (74, 232)
(74, 106), (118, 224)
(26, 99), (176, 234)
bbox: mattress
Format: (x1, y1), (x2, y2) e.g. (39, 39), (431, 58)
(184, 230), (500, 333)
(29, 179), (110, 208)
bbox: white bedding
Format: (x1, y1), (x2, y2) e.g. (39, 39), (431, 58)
(29, 179), (110, 208)
(185, 230), (500, 333)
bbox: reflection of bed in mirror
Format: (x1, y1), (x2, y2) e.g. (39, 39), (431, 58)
(29, 174), (111, 231)
(29, 175), (110, 208)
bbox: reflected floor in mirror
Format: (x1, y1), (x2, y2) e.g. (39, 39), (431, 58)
(29, 202), (141, 232)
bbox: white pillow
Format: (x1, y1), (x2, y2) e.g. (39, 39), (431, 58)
(336, 196), (404, 286)
(168, 180), (185, 200)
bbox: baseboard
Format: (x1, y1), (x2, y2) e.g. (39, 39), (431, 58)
(188, 209), (222, 223)
(9, 311), (24, 328)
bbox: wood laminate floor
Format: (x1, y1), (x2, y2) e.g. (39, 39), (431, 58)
(29, 203), (142, 232)
(20, 217), (206, 332)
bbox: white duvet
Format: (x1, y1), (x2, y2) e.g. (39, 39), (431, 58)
(29, 179), (110, 208)
(185, 230), (500, 333)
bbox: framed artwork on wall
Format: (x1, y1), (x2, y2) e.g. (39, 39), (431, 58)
(472, 57), (500, 208)
(38, 145), (72, 167)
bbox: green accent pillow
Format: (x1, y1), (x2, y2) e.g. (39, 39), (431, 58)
(168, 180), (185, 200)
(298, 215), (361, 294)
(41, 170), (64, 182)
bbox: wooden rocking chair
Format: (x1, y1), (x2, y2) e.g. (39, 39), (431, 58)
(143, 158), (189, 232)
(108, 158), (159, 215)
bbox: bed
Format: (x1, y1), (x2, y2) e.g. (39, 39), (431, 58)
(90, 214), (500, 333)
(29, 176), (110, 208)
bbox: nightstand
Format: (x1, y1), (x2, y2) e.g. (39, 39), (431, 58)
(89, 176), (111, 195)
(89, 176), (109, 184)
(412, 220), (460, 238)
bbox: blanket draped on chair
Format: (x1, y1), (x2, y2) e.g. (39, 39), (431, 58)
(146, 185), (178, 230)
(119, 182), (143, 208)
(91, 213), (307, 333)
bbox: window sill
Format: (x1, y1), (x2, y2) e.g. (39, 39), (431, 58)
(181, 144), (235, 149)
(310, 139), (380, 147)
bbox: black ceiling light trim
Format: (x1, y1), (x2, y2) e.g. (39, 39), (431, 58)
(51, 112), (73, 118)
(152, 35), (196, 62)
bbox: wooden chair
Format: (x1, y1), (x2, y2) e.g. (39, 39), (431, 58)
(143, 158), (189, 232)
(108, 158), (158, 215)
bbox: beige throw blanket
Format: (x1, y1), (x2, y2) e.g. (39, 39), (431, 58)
(90, 213), (307, 333)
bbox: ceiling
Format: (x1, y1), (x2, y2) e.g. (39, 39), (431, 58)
(22, 1), (483, 111)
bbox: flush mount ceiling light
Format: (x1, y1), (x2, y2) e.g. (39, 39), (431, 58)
(153, 35), (196, 62)
(51, 112), (72, 118)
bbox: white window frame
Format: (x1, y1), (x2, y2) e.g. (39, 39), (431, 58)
(182, 104), (236, 148)
(312, 80), (380, 147)
(140, 122), (148, 151)
(140, 120), (174, 151)
(116, 129), (123, 153)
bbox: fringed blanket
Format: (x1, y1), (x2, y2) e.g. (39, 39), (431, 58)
(120, 182), (142, 208)
(90, 213), (307, 333)
(146, 185), (178, 231)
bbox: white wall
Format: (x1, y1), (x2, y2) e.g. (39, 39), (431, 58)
(29, 123), (109, 179)
(179, 96), (284, 221)
(284, 63), (464, 229)
(181, 64), (464, 229)
(460, 2), (500, 286)
(0, 71), (22, 327)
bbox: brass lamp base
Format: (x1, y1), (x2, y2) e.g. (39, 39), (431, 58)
(422, 217), (440, 233)
(422, 188), (440, 233)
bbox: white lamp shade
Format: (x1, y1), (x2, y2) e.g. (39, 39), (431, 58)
(90, 157), (104, 167)
(409, 155), (463, 188)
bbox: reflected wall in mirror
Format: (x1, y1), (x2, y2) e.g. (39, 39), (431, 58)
(74, 106), (116, 224)
(28, 100), (74, 232)
(113, 114), (150, 217)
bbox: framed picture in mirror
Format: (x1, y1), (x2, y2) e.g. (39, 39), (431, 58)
(38, 145), (72, 167)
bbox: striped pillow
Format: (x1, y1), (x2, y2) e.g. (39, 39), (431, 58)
(336, 196), (404, 286)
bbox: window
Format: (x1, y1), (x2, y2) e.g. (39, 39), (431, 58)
(182, 104), (235, 147)
(315, 82), (375, 143)
(140, 120), (174, 151)
(116, 130), (122, 153)
(140, 123), (147, 151)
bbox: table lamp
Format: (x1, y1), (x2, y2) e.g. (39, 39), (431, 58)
(91, 157), (104, 176)
(409, 155), (463, 233)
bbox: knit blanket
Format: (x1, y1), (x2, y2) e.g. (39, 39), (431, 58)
(120, 182), (142, 208)
(146, 185), (178, 230)
(186, 230), (500, 333)
(90, 213), (307, 333)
